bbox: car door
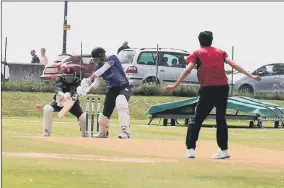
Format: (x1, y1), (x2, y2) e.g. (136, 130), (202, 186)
(71, 56), (93, 79)
(254, 65), (281, 93)
(180, 54), (199, 85)
(157, 52), (179, 84)
(135, 51), (157, 82)
(81, 56), (94, 78)
(271, 64), (284, 93)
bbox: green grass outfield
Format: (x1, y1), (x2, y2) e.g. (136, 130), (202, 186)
(2, 91), (284, 120)
(2, 118), (284, 188)
(2, 92), (284, 188)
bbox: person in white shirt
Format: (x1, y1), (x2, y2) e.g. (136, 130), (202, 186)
(40, 48), (48, 66)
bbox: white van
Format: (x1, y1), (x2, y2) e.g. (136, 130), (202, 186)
(117, 48), (198, 87)
(1, 61), (10, 81)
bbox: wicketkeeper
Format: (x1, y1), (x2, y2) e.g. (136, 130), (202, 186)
(42, 65), (88, 137)
(77, 47), (131, 139)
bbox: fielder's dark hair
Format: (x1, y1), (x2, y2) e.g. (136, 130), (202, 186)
(198, 31), (213, 47)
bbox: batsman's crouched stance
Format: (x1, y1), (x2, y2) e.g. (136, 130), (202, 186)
(42, 65), (88, 137)
(77, 47), (131, 139)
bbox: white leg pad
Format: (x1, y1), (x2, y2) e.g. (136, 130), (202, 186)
(96, 115), (109, 138)
(43, 105), (54, 134)
(79, 112), (88, 137)
(115, 95), (130, 137)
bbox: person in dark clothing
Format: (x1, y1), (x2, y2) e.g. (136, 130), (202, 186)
(31, 50), (40, 63)
(42, 65), (87, 137)
(163, 31), (261, 159)
(117, 41), (130, 54)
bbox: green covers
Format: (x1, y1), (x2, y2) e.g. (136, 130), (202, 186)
(145, 97), (199, 115)
(146, 96), (284, 118)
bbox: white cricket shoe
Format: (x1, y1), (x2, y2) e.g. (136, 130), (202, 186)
(212, 149), (231, 159)
(184, 149), (196, 158)
(118, 132), (130, 139)
(94, 132), (108, 138)
(42, 130), (51, 137)
(118, 135), (130, 139)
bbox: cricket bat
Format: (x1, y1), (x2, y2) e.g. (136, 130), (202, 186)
(58, 93), (79, 118)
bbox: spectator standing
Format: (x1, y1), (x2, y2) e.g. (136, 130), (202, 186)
(40, 48), (48, 66)
(117, 41), (130, 54)
(31, 50), (40, 64)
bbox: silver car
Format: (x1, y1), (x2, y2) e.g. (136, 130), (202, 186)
(117, 48), (199, 87)
(228, 63), (284, 93)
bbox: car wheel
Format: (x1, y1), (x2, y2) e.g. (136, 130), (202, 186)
(143, 77), (160, 85)
(239, 85), (254, 93)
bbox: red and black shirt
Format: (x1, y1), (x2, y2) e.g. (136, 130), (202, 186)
(186, 46), (228, 87)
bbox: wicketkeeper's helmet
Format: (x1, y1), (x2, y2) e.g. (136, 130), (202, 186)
(62, 64), (75, 75)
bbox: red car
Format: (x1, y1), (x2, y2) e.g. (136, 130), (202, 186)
(40, 53), (94, 82)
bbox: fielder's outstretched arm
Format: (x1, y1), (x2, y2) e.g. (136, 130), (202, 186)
(173, 63), (195, 88)
(225, 57), (261, 81)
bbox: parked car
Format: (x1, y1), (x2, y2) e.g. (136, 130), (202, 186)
(1, 61), (10, 82)
(117, 48), (199, 87)
(40, 53), (93, 82)
(228, 63), (284, 93)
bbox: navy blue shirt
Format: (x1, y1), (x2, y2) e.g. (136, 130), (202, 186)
(94, 55), (128, 89)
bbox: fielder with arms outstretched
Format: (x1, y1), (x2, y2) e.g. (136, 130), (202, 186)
(77, 47), (131, 139)
(163, 31), (261, 159)
(42, 65), (88, 137)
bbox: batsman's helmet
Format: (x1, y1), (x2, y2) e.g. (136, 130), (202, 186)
(91, 47), (106, 59)
(61, 65), (75, 75)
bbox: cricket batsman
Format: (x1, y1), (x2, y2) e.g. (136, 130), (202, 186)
(42, 65), (88, 137)
(76, 47), (131, 139)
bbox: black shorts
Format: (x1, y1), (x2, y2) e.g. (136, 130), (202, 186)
(50, 99), (83, 119)
(103, 85), (131, 118)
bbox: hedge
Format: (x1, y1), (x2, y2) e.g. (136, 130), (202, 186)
(2, 80), (284, 100)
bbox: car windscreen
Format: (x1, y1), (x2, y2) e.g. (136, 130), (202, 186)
(118, 50), (135, 64)
(54, 55), (73, 63)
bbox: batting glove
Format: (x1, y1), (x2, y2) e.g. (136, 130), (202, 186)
(76, 86), (88, 96)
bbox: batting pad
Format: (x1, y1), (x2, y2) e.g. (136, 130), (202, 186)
(43, 104), (54, 133)
(79, 112), (88, 137)
(115, 95), (130, 136)
(98, 115), (109, 136)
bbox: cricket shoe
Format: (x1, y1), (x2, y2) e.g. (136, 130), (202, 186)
(118, 131), (130, 139)
(42, 130), (51, 137)
(184, 149), (196, 158)
(93, 132), (109, 138)
(118, 135), (130, 139)
(119, 126), (130, 139)
(82, 131), (89, 138)
(212, 149), (231, 159)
